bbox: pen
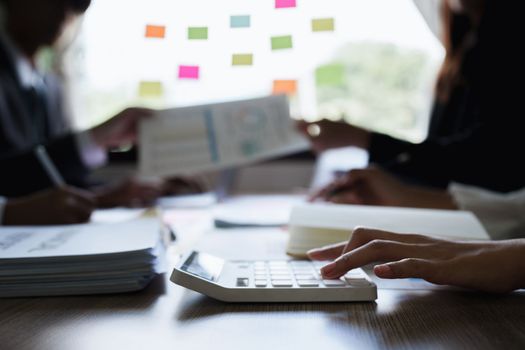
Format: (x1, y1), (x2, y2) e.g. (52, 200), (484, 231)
(34, 145), (66, 187)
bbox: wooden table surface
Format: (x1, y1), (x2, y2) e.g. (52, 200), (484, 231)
(2, 274), (525, 350)
(2, 213), (525, 350)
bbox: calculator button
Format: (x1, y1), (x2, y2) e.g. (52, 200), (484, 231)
(345, 278), (373, 287)
(236, 278), (250, 287)
(270, 275), (292, 280)
(270, 266), (290, 271)
(292, 268), (314, 273)
(344, 270), (366, 279)
(297, 280), (320, 287)
(255, 280), (268, 287)
(271, 280), (293, 287)
(322, 279), (346, 287)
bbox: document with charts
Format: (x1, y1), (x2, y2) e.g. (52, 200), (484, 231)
(139, 95), (308, 177)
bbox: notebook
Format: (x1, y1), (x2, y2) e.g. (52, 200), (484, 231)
(286, 203), (489, 257)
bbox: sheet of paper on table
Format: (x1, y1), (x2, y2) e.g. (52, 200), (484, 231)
(139, 95), (308, 177)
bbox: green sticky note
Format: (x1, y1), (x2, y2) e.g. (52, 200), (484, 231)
(315, 64), (345, 86)
(312, 18), (335, 32)
(232, 54), (253, 66)
(188, 27), (208, 40)
(271, 35), (293, 50)
(139, 81), (163, 97)
(231, 15), (251, 28)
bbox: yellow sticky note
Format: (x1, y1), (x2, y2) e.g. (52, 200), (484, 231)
(312, 18), (335, 32)
(272, 80), (298, 96)
(232, 54), (253, 66)
(139, 81), (163, 97)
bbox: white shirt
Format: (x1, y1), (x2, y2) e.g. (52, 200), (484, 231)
(449, 183), (525, 240)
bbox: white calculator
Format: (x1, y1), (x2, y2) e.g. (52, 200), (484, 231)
(170, 251), (377, 302)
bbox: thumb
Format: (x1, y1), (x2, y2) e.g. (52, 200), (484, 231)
(374, 258), (436, 280)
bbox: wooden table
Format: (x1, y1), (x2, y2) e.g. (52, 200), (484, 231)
(2, 275), (525, 350)
(2, 212), (525, 350)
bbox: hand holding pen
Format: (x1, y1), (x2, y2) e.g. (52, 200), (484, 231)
(26, 145), (96, 224)
(309, 166), (457, 210)
(309, 166), (413, 207)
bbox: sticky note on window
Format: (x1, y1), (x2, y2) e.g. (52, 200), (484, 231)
(271, 35), (293, 50)
(232, 54), (253, 66)
(139, 81), (163, 97)
(231, 15), (251, 28)
(145, 25), (165, 39)
(188, 27), (208, 40)
(312, 18), (335, 32)
(272, 80), (298, 96)
(178, 65), (199, 80)
(315, 64), (345, 86)
(275, 0), (296, 8)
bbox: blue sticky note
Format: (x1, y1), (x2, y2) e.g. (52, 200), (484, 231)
(230, 15), (251, 28)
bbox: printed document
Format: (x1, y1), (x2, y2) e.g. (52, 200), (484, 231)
(139, 95), (308, 177)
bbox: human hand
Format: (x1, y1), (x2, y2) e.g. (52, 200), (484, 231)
(3, 187), (95, 225)
(296, 119), (370, 154)
(307, 228), (525, 293)
(162, 177), (205, 196)
(89, 108), (154, 149)
(94, 177), (164, 208)
(309, 167), (457, 209)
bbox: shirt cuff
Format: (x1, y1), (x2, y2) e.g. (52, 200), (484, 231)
(448, 182), (525, 240)
(75, 131), (108, 169)
(0, 196), (6, 225)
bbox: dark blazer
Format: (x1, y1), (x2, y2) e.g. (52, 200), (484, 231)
(0, 36), (90, 198)
(368, 2), (524, 192)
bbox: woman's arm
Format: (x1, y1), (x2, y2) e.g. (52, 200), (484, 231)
(308, 227), (525, 293)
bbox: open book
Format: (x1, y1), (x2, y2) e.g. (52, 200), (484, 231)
(286, 203), (489, 257)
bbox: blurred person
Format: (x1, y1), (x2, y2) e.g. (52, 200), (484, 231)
(0, 0), (201, 224)
(299, 0), (524, 193)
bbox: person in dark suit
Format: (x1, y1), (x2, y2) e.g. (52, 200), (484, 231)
(0, 0), (200, 223)
(299, 0), (524, 194)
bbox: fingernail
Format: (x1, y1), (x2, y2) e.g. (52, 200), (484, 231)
(321, 262), (336, 277)
(374, 264), (394, 278)
(306, 248), (320, 256)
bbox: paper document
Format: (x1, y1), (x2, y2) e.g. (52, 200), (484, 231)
(0, 219), (163, 297)
(139, 95), (308, 177)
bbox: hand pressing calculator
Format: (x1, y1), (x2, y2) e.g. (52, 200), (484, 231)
(170, 251), (377, 302)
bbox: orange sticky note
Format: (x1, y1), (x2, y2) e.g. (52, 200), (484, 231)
(145, 25), (166, 39)
(272, 80), (298, 96)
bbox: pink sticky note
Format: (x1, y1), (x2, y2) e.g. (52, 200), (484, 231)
(275, 0), (296, 8)
(178, 65), (199, 80)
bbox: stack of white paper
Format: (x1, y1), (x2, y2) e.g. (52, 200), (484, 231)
(0, 219), (163, 297)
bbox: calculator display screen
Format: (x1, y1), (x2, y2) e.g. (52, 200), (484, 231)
(180, 252), (224, 282)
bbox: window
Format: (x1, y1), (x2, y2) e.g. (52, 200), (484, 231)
(63, 0), (443, 142)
